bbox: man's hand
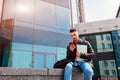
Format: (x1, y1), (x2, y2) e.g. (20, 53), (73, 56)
(69, 44), (76, 52)
(76, 52), (81, 57)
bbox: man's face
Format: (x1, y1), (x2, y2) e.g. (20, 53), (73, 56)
(70, 31), (79, 42)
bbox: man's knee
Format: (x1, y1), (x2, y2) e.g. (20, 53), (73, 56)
(84, 68), (94, 75)
(65, 63), (73, 69)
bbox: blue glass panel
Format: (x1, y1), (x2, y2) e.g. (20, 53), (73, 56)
(46, 54), (55, 68)
(56, 32), (71, 47)
(13, 26), (33, 44)
(34, 45), (56, 53)
(56, 0), (69, 8)
(57, 53), (66, 60)
(35, 0), (56, 27)
(15, 0), (34, 23)
(56, 6), (70, 30)
(12, 50), (32, 68)
(12, 42), (32, 51)
(34, 25), (56, 33)
(14, 21), (33, 28)
(57, 29), (69, 34)
(57, 47), (66, 53)
(34, 54), (44, 68)
(57, 47), (66, 60)
(34, 29), (56, 46)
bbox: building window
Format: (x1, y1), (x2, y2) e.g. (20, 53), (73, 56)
(12, 50), (32, 68)
(104, 70), (109, 75)
(34, 54), (44, 68)
(103, 61), (108, 66)
(100, 35), (104, 40)
(107, 44), (112, 49)
(106, 35), (111, 41)
(112, 70), (116, 76)
(46, 54), (55, 68)
(110, 61), (115, 67)
(102, 43), (105, 49)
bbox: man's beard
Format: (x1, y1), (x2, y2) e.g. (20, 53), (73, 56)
(73, 38), (79, 42)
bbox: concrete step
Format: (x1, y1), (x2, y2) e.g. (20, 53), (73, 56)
(0, 67), (84, 80)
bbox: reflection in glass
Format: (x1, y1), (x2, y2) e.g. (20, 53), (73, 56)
(71, 0), (78, 24)
(42, 0), (70, 8)
(34, 25), (56, 33)
(57, 29), (69, 34)
(56, 0), (70, 8)
(111, 30), (120, 78)
(57, 47), (66, 60)
(15, 0), (34, 23)
(14, 21), (33, 28)
(42, 0), (55, 5)
(56, 6), (70, 30)
(0, 0), (15, 67)
(2, 0), (15, 20)
(99, 60), (117, 76)
(0, 43), (11, 67)
(34, 29), (56, 46)
(13, 26), (33, 44)
(46, 54), (55, 68)
(12, 50), (32, 68)
(102, 43), (105, 49)
(35, 0), (56, 27)
(12, 42), (32, 51)
(1, 0), (71, 69)
(112, 70), (117, 76)
(34, 54), (44, 68)
(56, 32), (71, 47)
(34, 45), (56, 53)
(104, 70), (109, 75)
(80, 33), (113, 53)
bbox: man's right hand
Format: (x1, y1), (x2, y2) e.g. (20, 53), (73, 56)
(69, 44), (76, 52)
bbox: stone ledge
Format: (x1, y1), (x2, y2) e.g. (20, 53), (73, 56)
(0, 67), (47, 75)
(0, 67), (84, 80)
(48, 68), (63, 76)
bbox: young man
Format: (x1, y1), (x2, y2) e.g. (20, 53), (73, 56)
(64, 28), (95, 80)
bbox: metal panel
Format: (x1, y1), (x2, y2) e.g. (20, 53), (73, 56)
(75, 18), (120, 35)
(94, 52), (115, 61)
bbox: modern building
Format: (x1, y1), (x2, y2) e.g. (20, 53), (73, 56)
(0, 0), (73, 68)
(77, 4), (120, 79)
(0, 0), (120, 79)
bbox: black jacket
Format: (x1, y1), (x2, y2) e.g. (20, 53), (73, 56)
(66, 39), (95, 64)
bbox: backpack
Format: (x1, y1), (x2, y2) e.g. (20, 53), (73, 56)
(53, 59), (70, 69)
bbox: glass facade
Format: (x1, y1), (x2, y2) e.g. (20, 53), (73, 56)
(80, 33), (113, 53)
(0, 0), (72, 68)
(111, 30), (120, 78)
(80, 32), (119, 79)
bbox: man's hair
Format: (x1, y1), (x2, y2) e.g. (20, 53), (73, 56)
(69, 28), (77, 33)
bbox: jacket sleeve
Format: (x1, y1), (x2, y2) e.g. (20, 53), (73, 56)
(80, 41), (95, 60)
(66, 46), (76, 61)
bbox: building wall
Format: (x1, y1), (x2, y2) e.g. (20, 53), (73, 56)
(99, 60), (117, 76)
(80, 32), (118, 78)
(1, 0), (72, 68)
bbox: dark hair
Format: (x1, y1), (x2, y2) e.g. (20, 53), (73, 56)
(69, 28), (77, 33)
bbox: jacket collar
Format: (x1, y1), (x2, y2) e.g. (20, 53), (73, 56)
(73, 39), (82, 44)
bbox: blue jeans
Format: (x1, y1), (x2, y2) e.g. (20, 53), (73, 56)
(64, 61), (93, 80)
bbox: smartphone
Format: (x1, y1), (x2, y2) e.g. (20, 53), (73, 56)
(69, 42), (74, 45)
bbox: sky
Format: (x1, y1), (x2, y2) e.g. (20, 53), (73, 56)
(83, 0), (120, 22)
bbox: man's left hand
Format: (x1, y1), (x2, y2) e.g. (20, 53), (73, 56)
(76, 52), (81, 57)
